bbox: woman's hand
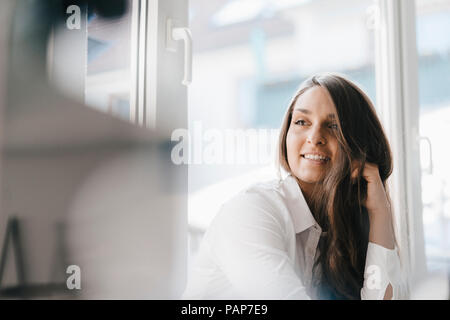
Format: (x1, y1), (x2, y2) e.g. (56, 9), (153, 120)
(352, 162), (395, 249)
(360, 163), (390, 216)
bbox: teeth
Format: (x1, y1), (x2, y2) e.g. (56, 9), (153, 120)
(303, 154), (328, 161)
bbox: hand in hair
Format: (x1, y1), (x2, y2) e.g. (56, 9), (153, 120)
(359, 163), (390, 215)
(360, 162), (396, 299)
(357, 162), (395, 251)
(350, 161), (390, 214)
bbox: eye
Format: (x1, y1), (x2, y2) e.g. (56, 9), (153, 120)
(294, 119), (307, 126)
(328, 123), (339, 130)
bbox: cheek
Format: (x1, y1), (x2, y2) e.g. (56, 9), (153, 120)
(286, 131), (303, 160)
(328, 138), (339, 157)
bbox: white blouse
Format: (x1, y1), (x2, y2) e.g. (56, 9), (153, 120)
(183, 174), (409, 300)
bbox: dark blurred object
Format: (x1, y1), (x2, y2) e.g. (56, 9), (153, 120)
(87, 0), (127, 18)
(8, 0), (128, 92)
(0, 217), (69, 299)
(0, 217), (25, 287)
(61, 0), (127, 20)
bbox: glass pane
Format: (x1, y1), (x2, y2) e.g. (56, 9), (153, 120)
(188, 0), (378, 259)
(85, 1), (132, 121)
(416, 0), (450, 273)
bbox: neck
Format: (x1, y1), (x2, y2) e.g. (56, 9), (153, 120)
(293, 176), (328, 232)
(294, 176), (315, 210)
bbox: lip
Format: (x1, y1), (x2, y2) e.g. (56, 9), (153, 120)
(300, 152), (331, 164)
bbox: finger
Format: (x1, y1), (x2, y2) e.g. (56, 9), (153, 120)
(351, 167), (359, 179)
(350, 159), (362, 179)
(361, 163), (381, 183)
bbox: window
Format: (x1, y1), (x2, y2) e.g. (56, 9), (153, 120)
(85, 1), (133, 121)
(50, 0), (189, 132)
(416, 0), (450, 274)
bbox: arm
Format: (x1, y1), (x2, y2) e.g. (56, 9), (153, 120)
(368, 207), (395, 299)
(208, 192), (311, 300)
(359, 163), (408, 300)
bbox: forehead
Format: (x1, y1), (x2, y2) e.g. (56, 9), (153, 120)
(293, 86), (337, 117)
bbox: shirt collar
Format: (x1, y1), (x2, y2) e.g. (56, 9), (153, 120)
(281, 174), (318, 234)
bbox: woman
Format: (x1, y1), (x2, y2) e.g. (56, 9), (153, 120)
(183, 73), (408, 300)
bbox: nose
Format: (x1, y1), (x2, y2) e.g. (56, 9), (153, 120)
(306, 125), (326, 145)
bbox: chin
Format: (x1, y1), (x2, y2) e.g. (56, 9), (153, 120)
(293, 171), (321, 185)
(298, 168), (325, 182)
(298, 176), (320, 184)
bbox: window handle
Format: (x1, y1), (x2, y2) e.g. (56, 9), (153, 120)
(166, 19), (192, 86)
(418, 136), (433, 175)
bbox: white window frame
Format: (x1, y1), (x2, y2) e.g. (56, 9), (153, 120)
(374, 0), (427, 289)
(130, 0), (190, 135)
(130, 0), (150, 126)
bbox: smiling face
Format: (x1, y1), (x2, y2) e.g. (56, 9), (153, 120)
(286, 86), (340, 194)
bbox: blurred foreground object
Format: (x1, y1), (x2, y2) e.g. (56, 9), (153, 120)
(0, 0), (187, 299)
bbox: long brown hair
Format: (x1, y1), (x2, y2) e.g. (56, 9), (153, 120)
(278, 73), (393, 299)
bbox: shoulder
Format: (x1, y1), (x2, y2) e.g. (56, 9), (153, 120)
(224, 178), (285, 208)
(211, 178), (292, 229)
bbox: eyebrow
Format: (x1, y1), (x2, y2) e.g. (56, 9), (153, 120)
(293, 108), (336, 119)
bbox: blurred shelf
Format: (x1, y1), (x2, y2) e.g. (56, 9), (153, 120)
(4, 88), (170, 155)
